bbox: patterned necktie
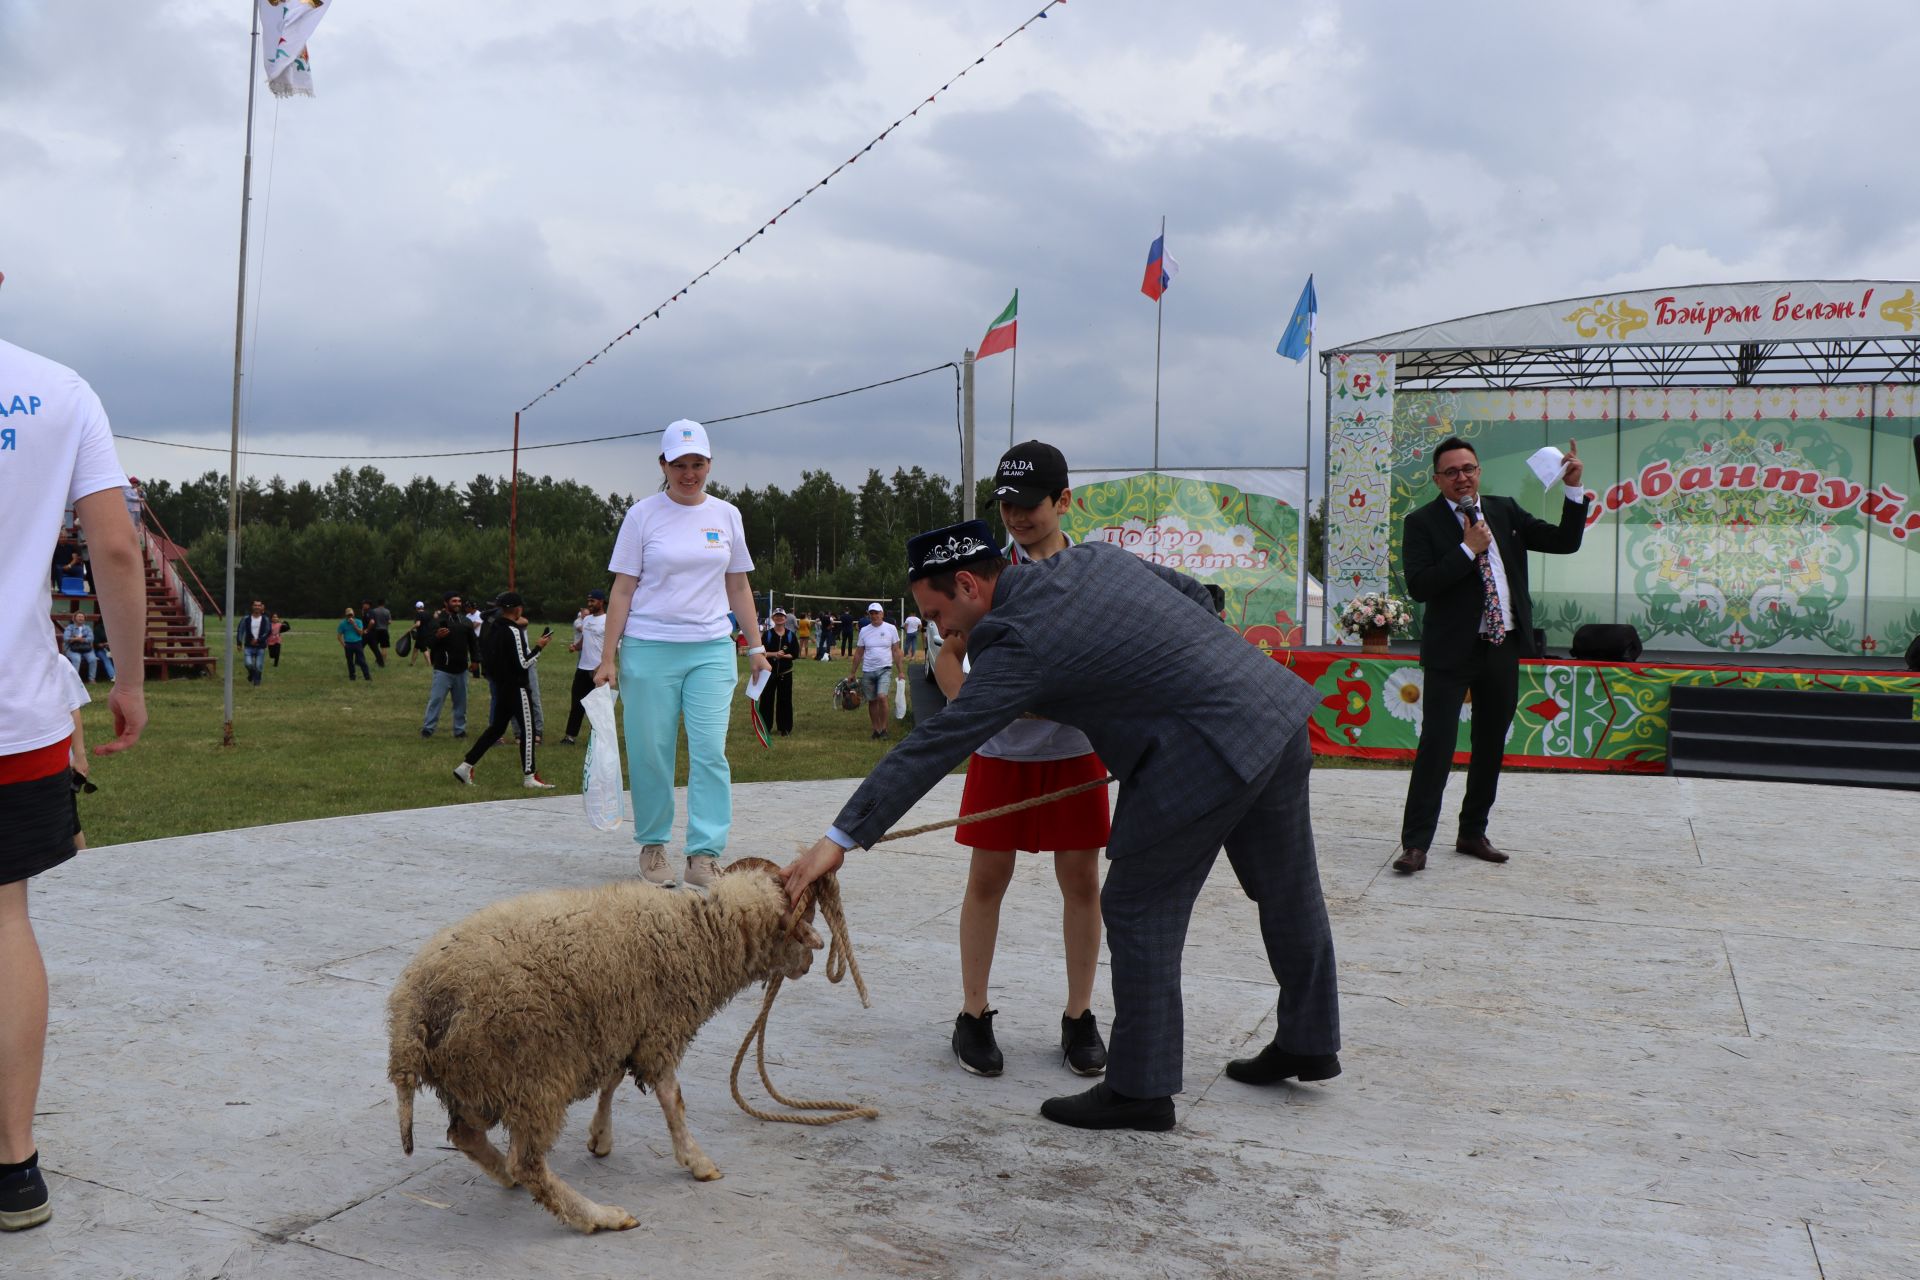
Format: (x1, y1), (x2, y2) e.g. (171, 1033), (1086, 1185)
(1464, 504), (1505, 644)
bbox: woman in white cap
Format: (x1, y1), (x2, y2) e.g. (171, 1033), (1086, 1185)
(595, 420), (770, 888)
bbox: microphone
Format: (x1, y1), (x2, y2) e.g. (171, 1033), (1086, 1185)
(1460, 501), (1480, 526)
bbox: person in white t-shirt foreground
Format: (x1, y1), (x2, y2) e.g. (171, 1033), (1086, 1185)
(559, 587), (607, 745)
(0, 303), (148, 1234)
(937, 439), (1110, 1080)
(595, 420), (770, 889)
(902, 612), (922, 658)
(851, 603), (904, 740)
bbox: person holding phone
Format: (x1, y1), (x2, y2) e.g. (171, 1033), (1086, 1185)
(453, 591), (554, 789)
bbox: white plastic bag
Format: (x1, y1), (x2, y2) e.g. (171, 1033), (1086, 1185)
(894, 670), (907, 719)
(581, 684), (625, 831)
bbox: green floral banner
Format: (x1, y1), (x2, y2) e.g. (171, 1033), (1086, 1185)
(1064, 469), (1306, 650)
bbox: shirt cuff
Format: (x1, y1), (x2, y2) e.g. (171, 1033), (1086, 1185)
(1563, 483), (1588, 502)
(1460, 542), (1476, 560)
(825, 826), (857, 850)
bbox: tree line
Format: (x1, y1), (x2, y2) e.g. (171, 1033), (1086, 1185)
(156, 465), (1001, 622)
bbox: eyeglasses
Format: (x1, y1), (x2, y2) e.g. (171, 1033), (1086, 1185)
(1437, 464), (1480, 479)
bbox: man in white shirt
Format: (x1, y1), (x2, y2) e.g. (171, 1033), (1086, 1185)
(560, 588), (608, 745)
(902, 613), (922, 658)
(0, 294), (148, 1232)
(850, 603), (903, 740)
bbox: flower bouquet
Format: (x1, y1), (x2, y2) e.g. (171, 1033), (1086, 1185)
(1336, 592), (1413, 652)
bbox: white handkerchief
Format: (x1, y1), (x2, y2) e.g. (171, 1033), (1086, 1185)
(744, 669), (770, 702)
(1526, 446), (1569, 489)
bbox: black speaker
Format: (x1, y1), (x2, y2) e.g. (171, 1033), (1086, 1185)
(1570, 623), (1643, 662)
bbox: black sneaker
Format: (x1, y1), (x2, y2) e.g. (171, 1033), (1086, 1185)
(0, 1154), (50, 1232)
(952, 1009), (1004, 1077)
(1061, 1010), (1108, 1076)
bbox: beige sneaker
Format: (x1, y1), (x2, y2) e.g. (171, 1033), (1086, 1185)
(683, 854), (719, 889)
(639, 843), (673, 885)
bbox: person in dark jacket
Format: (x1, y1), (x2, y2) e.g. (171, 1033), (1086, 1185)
(235, 599), (271, 686)
(420, 591), (480, 738)
(1392, 436), (1588, 874)
(453, 591), (553, 787)
(757, 607), (801, 735)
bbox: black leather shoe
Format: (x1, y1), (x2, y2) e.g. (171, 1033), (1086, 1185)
(952, 1009), (1003, 1077)
(1224, 1043), (1342, 1086)
(1040, 1082), (1175, 1132)
(1392, 846), (1426, 874)
(1455, 834), (1509, 863)
(1061, 1010), (1108, 1076)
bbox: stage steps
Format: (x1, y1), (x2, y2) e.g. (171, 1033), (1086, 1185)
(1667, 684), (1920, 791)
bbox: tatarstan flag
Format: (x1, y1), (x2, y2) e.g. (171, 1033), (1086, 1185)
(977, 290), (1018, 359)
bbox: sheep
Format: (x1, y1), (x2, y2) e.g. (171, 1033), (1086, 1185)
(386, 856), (826, 1233)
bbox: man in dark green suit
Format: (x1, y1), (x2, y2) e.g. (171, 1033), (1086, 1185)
(1393, 437), (1588, 873)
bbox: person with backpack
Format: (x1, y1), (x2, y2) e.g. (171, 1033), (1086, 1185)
(453, 591), (553, 788)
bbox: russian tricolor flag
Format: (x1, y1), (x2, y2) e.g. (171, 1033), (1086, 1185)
(1139, 234), (1179, 301)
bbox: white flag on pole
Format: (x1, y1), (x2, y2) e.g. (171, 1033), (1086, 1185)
(257, 0), (333, 98)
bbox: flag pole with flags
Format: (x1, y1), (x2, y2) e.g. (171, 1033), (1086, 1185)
(976, 289), (1019, 444)
(1277, 274), (1318, 644)
(224, 0), (334, 745)
(1140, 219), (1179, 469)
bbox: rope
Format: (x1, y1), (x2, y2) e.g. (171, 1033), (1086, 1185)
(724, 774), (1116, 1125)
(876, 774), (1116, 844)
(729, 872), (878, 1125)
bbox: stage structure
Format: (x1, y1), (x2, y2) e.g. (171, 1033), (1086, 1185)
(1322, 281), (1920, 657)
(1060, 468), (1307, 651)
(1311, 281), (1920, 773)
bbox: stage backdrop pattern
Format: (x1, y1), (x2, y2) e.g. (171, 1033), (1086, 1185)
(1324, 352), (1397, 635)
(1277, 651), (1920, 771)
(1355, 384), (1920, 657)
(1063, 469), (1305, 650)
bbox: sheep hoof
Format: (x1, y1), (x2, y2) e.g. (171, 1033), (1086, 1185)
(587, 1136), (612, 1158)
(600, 1209), (640, 1232)
(691, 1164), (723, 1183)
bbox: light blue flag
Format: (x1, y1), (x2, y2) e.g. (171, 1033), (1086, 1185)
(1277, 275), (1317, 362)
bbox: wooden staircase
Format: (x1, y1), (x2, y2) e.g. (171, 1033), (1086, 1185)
(145, 557), (217, 679)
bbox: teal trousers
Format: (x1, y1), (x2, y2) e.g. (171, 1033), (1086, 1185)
(618, 636), (737, 857)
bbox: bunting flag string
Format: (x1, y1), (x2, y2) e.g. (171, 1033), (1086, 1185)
(517, 1), (1069, 414)
(119, 362), (959, 461)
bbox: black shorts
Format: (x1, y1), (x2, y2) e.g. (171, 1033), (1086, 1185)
(0, 770), (78, 885)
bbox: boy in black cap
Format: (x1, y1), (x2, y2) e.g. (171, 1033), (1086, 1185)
(454, 592), (555, 788)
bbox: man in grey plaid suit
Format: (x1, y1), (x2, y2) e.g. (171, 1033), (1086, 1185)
(784, 520), (1340, 1130)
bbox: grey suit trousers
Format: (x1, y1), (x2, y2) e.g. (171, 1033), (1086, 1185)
(1100, 722), (1339, 1098)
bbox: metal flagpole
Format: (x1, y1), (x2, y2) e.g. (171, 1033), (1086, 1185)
(508, 411), (520, 588)
(1152, 215), (1164, 471)
(221, 1), (263, 747)
(1009, 292), (1018, 447)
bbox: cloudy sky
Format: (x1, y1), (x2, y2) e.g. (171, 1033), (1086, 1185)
(5, 0), (1918, 505)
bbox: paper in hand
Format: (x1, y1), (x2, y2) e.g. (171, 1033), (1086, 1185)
(744, 669), (770, 702)
(1526, 446), (1570, 489)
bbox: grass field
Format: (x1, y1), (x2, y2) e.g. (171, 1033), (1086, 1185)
(74, 623), (930, 848)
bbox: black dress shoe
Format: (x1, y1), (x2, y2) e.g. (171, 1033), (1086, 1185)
(1040, 1082), (1175, 1132)
(1455, 834), (1509, 863)
(1224, 1043), (1342, 1086)
(1392, 846), (1426, 873)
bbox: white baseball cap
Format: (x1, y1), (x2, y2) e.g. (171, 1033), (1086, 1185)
(662, 418), (711, 462)
(414, 600), (425, 608)
(867, 602), (884, 613)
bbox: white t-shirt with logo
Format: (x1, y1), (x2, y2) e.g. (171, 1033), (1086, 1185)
(0, 338), (129, 756)
(574, 611), (606, 669)
(903, 615), (922, 636)
(609, 491), (753, 642)
(856, 621), (899, 672)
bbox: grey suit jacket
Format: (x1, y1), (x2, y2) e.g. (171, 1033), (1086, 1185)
(832, 541), (1318, 857)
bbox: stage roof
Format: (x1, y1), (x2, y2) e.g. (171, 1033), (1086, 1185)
(1322, 280), (1920, 389)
